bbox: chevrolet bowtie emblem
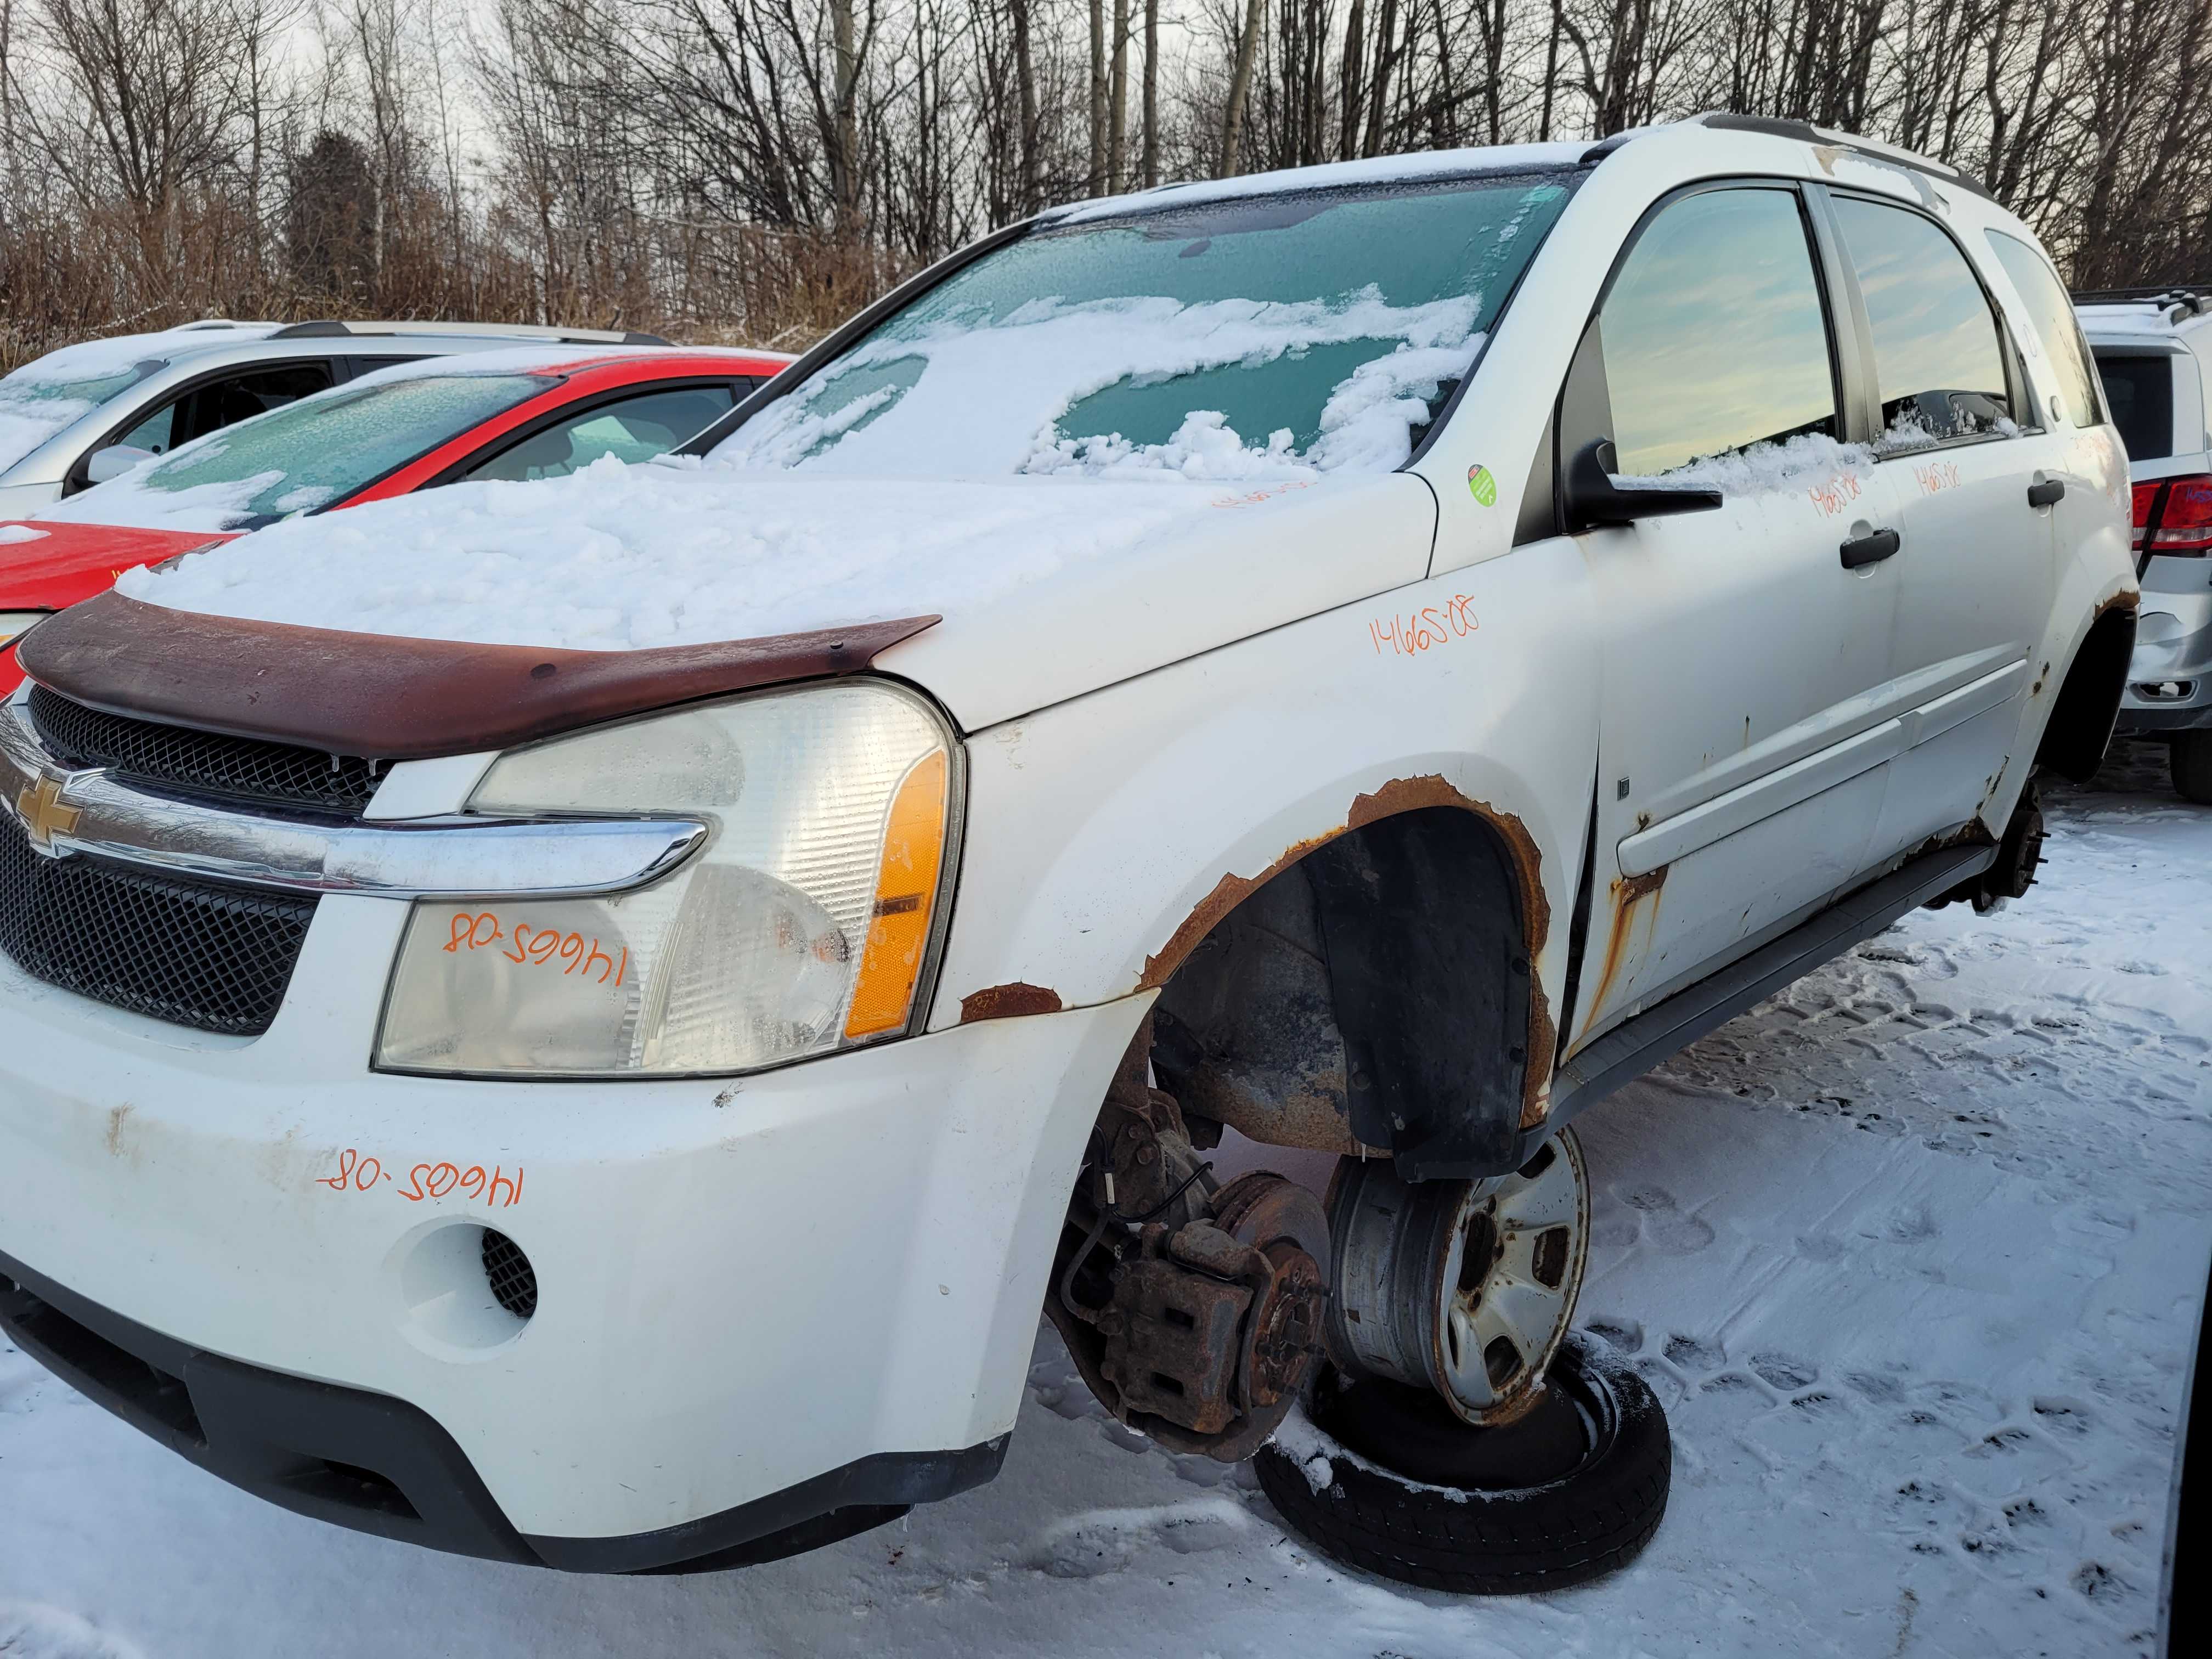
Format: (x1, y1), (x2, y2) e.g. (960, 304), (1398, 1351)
(16, 771), (81, 850)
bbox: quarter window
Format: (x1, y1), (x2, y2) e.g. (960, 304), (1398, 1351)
(1985, 230), (2101, 429)
(1598, 189), (1838, 476)
(1831, 197), (2011, 447)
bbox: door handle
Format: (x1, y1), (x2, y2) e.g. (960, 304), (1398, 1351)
(1840, 527), (1902, 569)
(2027, 479), (2065, 508)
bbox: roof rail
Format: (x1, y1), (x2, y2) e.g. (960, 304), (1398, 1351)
(2071, 285), (2212, 322)
(267, 320), (673, 347)
(1691, 112), (1997, 203)
(174, 319), (251, 331)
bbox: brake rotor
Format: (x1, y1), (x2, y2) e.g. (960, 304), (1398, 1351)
(1324, 1128), (1590, 1425)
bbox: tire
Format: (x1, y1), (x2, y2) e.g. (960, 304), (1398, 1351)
(2174, 731), (2212, 805)
(1255, 1333), (1669, 1595)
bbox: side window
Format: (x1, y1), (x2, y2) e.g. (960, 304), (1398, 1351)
(1598, 188), (1838, 476)
(1830, 197), (2011, 447)
(112, 362), (336, 456)
(464, 385), (739, 482)
(1985, 230), (2102, 430)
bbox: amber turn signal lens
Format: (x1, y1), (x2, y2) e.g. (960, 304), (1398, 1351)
(844, 748), (950, 1039)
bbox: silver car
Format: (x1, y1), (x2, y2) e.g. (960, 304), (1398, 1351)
(2078, 289), (2212, 799)
(0, 320), (669, 518)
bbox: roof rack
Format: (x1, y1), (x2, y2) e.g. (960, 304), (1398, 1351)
(1690, 112), (1997, 203)
(267, 320), (672, 347)
(2070, 286), (2212, 322)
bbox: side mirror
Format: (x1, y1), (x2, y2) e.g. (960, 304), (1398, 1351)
(1562, 438), (1723, 533)
(84, 444), (155, 485)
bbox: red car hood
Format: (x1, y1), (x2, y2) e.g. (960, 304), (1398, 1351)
(0, 520), (236, 611)
(0, 520), (237, 694)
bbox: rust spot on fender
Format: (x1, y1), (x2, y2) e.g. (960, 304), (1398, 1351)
(960, 982), (1064, 1023)
(2096, 587), (2140, 619)
(1575, 866), (1669, 1053)
(1139, 774), (1556, 1132)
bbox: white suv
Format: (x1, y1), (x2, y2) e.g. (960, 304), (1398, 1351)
(0, 319), (672, 517)
(0, 117), (2135, 1590)
(2078, 290), (2212, 798)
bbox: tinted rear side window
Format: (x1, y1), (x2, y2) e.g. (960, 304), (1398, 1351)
(1832, 196), (2011, 446)
(2096, 352), (2174, 461)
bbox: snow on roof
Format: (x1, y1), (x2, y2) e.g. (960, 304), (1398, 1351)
(115, 456), (1217, 650)
(1045, 140), (1601, 225)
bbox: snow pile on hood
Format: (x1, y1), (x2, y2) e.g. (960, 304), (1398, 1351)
(1023, 338), (1481, 481)
(718, 287), (1480, 479)
(0, 524), (47, 544)
(116, 455), (1212, 650)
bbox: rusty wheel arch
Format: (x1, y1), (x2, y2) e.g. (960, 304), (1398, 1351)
(1143, 776), (1554, 1183)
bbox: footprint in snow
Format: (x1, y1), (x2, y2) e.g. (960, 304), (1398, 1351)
(1619, 1186), (1716, 1253)
(1029, 1497), (1254, 1578)
(2115, 959), (2168, 975)
(1750, 1352), (1819, 1391)
(0, 1603), (146, 1659)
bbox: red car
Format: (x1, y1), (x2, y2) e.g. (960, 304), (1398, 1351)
(0, 345), (791, 687)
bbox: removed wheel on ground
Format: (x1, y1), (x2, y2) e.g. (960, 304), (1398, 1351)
(1256, 1333), (1671, 1595)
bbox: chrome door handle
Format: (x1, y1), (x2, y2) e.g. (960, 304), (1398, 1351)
(2027, 479), (2065, 508)
(1840, 527), (1902, 569)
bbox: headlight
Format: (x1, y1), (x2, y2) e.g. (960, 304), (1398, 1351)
(376, 680), (959, 1077)
(0, 612), (49, 649)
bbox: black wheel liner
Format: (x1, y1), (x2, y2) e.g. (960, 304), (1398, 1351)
(1255, 1333), (1671, 1595)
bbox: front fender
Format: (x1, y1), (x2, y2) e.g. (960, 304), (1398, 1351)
(926, 539), (1601, 1119)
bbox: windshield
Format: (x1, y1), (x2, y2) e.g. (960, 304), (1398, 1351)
(712, 172), (1576, 481)
(41, 373), (556, 532)
(0, 352), (168, 475)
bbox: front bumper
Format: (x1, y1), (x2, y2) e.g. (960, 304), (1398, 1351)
(0, 896), (1146, 1566)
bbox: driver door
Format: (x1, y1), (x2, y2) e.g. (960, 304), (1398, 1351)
(1561, 183), (1906, 1051)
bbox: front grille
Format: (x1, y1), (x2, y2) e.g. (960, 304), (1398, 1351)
(0, 811), (315, 1035)
(29, 686), (381, 815)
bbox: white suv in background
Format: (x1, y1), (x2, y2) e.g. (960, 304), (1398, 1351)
(2078, 290), (2212, 798)
(0, 319), (673, 518)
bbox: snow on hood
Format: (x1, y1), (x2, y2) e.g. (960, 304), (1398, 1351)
(115, 455), (1218, 651)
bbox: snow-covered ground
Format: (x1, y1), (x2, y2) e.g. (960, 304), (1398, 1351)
(3, 741), (2206, 1658)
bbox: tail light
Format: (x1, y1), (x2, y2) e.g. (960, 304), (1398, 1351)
(2140, 475), (2212, 555)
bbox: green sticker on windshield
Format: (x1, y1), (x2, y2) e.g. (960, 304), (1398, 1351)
(1466, 464), (1497, 506)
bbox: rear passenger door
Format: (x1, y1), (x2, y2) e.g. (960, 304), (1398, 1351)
(1562, 183), (1904, 1051)
(1819, 191), (2060, 854)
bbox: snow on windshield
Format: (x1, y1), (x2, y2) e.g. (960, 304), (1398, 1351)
(721, 289), (1483, 482)
(0, 324), (280, 476)
(714, 176), (1572, 482)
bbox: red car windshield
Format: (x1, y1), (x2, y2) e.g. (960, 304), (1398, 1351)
(40, 372), (556, 533)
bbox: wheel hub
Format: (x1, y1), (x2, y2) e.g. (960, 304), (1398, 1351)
(1324, 1128), (1589, 1425)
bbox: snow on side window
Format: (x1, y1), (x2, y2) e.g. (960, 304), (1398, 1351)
(713, 176), (1576, 482)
